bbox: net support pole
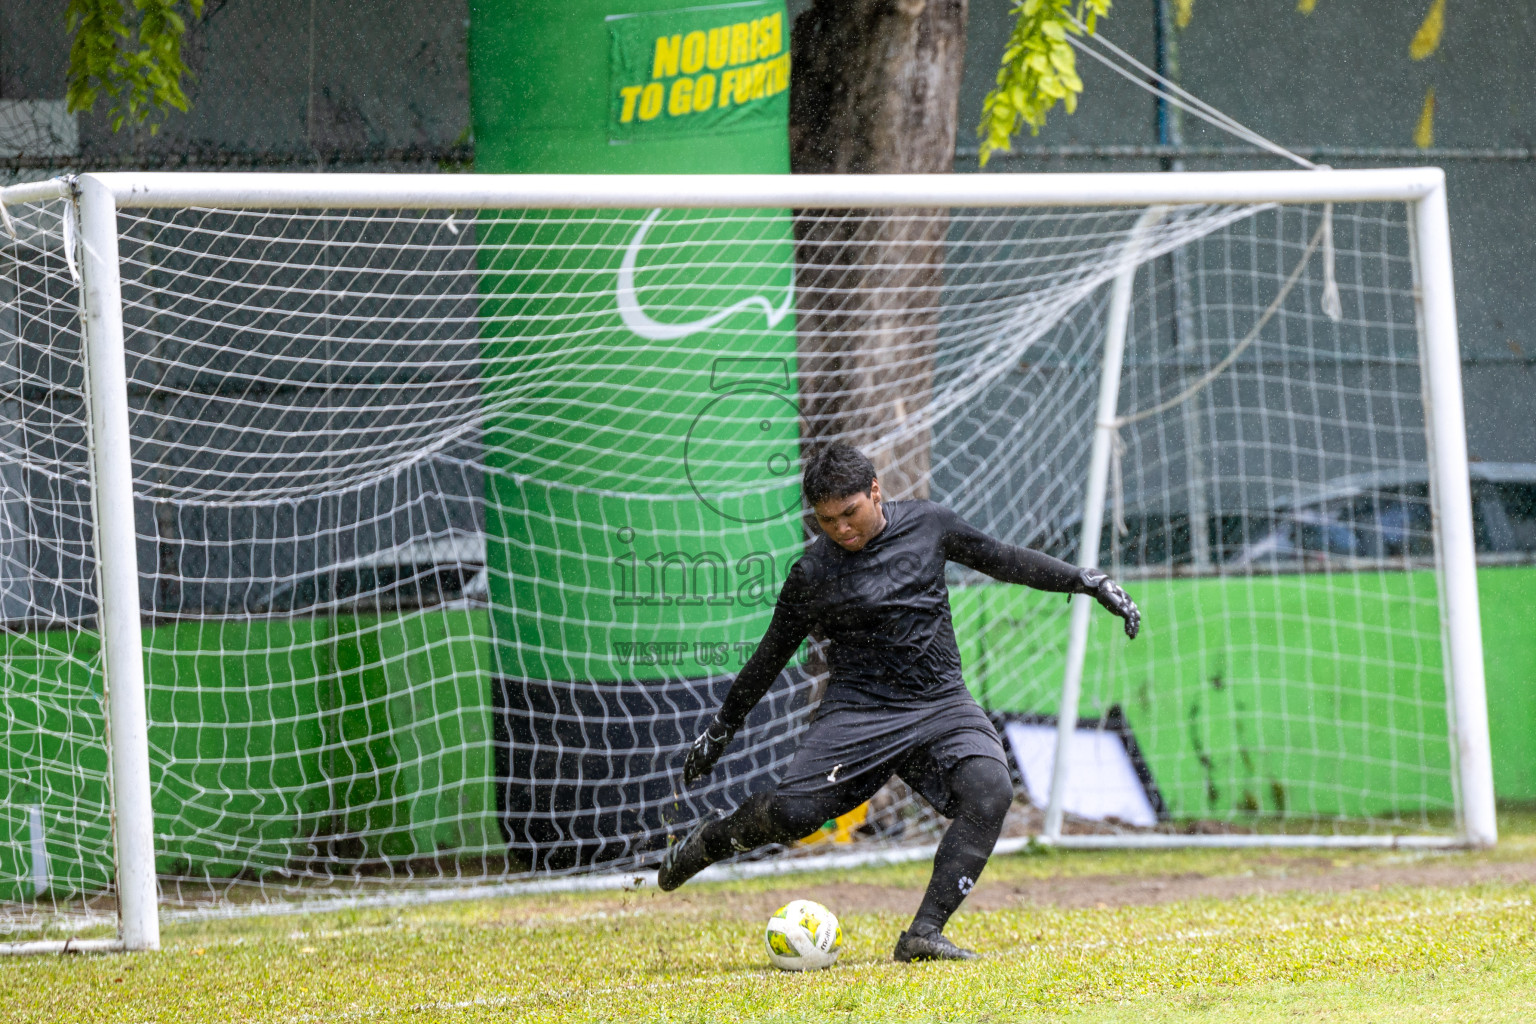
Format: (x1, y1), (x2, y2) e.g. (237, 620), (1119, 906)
(1043, 207), (1162, 841)
(77, 175), (160, 949)
(1413, 179), (1497, 847)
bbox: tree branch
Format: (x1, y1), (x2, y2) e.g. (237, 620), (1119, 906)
(66, 0), (205, 133)
(977, 0), (1111, 167)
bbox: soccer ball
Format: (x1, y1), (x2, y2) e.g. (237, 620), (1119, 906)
(763, 899), (842, 971)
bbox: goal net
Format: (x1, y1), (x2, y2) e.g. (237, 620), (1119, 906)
(0, 171), (1491, 942)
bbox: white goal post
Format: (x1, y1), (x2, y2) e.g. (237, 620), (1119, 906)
(0, 169), (1495, 954)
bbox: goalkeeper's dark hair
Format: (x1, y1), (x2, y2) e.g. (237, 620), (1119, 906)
(802, 442), (877, 506)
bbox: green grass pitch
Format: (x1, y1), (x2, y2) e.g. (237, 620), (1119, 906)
(9, 814), (1536, 1023)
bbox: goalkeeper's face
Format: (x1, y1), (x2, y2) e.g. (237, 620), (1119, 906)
(811, 479), (886, 552)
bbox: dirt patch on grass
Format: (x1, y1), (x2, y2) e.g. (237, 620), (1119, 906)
(495, 855), (1536, 926)
(698, 859), (1536, 918)
(971, 859), (1536, 911)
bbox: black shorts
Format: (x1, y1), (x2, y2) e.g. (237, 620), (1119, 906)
(773, 697), (1009, 819)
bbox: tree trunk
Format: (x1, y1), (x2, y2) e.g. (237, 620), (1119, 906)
(787, 1), (967, 725)
(789, 0), (969, 500)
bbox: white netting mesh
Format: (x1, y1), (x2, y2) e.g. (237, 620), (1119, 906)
(0, 185), (1459, 934)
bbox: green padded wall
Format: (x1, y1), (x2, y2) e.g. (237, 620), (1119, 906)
(470, 0), (801, 684)
(0, 613), (499, 903)
(951, 573), (1465, 823)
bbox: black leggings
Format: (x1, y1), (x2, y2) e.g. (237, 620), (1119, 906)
(699, 755), (1013, 935)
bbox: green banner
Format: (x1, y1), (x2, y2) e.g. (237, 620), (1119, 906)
(607, 1), (789, 142)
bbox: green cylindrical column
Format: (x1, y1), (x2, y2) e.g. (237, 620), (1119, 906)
(470, 0), (800, 685)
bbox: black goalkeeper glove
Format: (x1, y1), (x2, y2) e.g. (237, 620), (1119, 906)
(683, 715), (737, 786)
(1078, 567), (1141, 639)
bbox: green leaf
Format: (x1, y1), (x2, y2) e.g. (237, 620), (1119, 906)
(65, 0), (204, 131)
(975, 0), (1110, 160)
(1409, 0), (1445, 60)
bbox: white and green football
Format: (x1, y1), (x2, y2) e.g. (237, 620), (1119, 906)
(764, 899), (843, 971)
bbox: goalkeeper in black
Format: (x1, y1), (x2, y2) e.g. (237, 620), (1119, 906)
(659, 442), (1140, 962)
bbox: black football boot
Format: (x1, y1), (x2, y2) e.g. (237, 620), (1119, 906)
(656, 810), (722, 892)
(893, 929), (981, 962)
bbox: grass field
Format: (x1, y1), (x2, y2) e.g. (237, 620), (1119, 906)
(9, 814), (1536, 1023)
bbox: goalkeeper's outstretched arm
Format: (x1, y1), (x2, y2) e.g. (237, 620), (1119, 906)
(682, 561), (814, 785)
(939, 505), (1141, 638)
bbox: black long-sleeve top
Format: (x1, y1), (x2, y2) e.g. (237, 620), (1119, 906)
(717, 499), (1088, 729)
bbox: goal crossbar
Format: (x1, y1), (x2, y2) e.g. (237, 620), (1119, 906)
(5, 167), (1444, 211)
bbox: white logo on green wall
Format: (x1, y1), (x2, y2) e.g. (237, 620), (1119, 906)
(607, 1), (790, 142)
(617, 209), (793, 340)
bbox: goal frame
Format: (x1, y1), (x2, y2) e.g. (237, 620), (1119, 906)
(0, 168), (1494, 954)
